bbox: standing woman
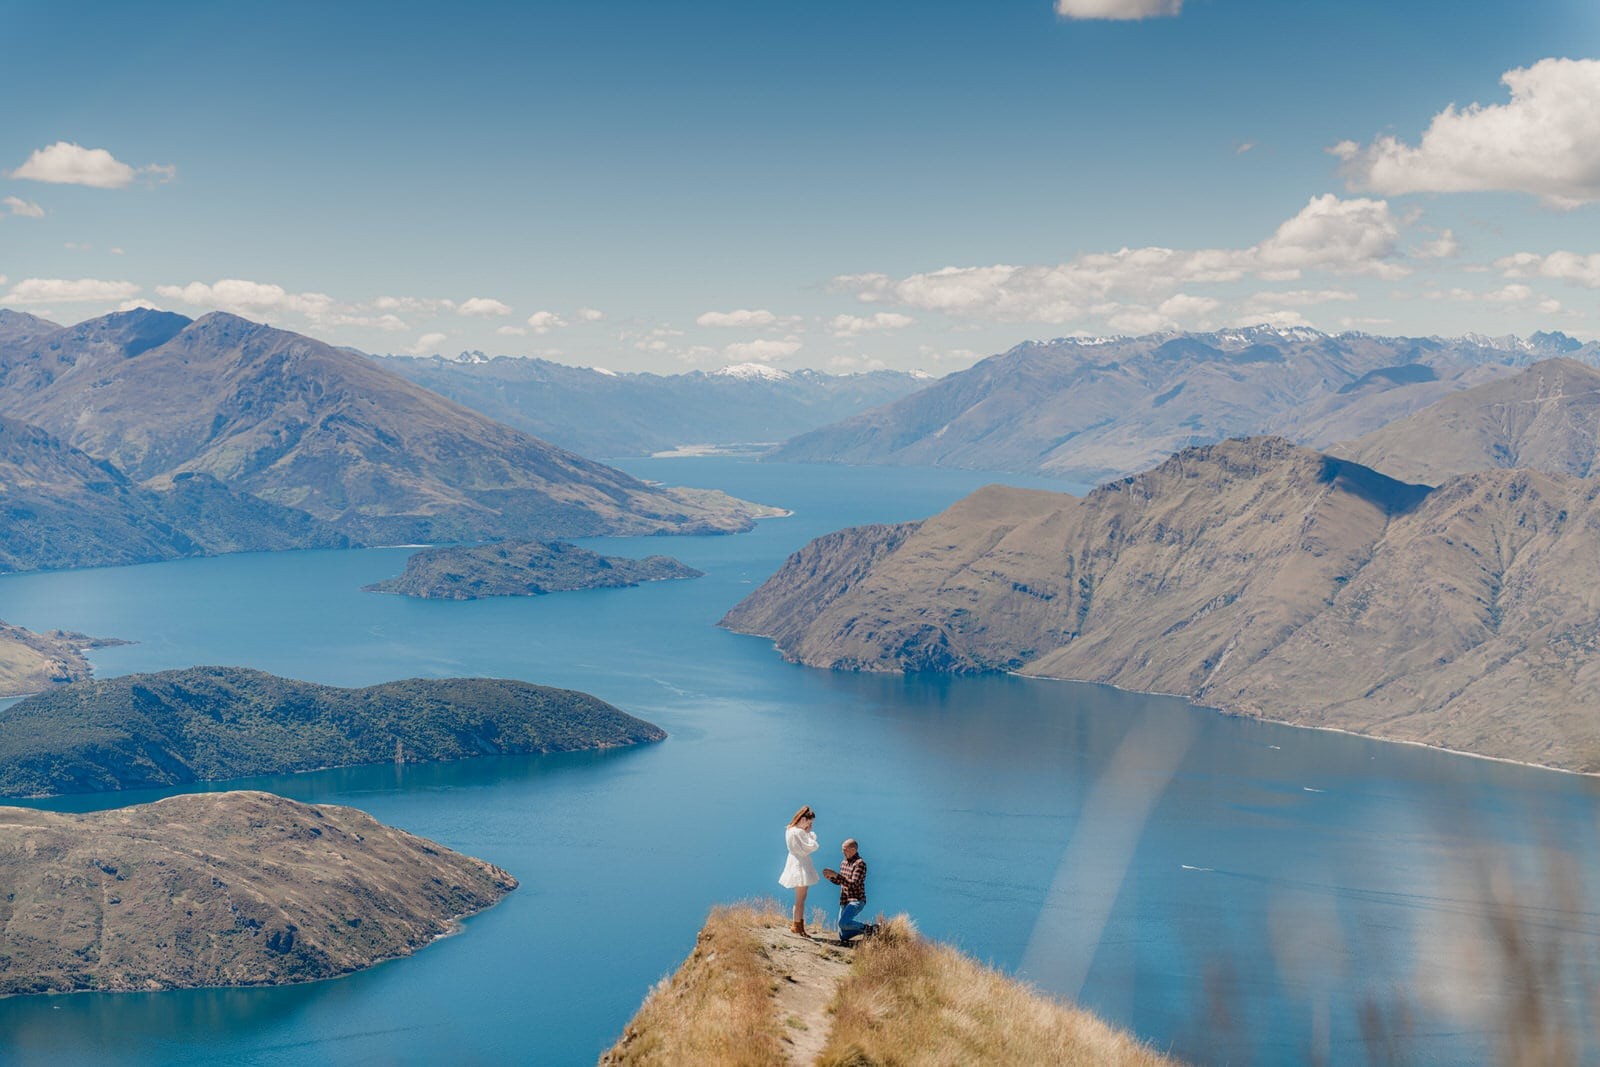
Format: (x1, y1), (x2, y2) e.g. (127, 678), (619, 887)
(779, 805), (819, 936)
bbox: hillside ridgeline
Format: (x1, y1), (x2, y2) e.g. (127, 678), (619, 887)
(725, 436), (1600, 772)
(0, 415), (354, 573)
(601, 904), (1175, 1066)
(0, 667), (665, 796)
(1333, 358), (1600, 484)
(366, 540), (702, 599)
(0, 790), (514, 996)
(769, 328), (1595, 481)
(0, 309), (773, 544)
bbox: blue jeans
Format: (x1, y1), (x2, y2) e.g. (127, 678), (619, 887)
(839, 900), (868, 940)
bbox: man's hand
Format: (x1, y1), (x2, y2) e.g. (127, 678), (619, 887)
(822, 868), (838, 882)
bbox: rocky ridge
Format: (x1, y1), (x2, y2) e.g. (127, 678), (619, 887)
(725, 436), (1600, 772)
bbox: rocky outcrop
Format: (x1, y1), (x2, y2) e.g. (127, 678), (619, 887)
(0, 622), (122, 698)
(365, 539), (702, 599)
(0, 791), (515, 996)
(725, 437), (1600, 772)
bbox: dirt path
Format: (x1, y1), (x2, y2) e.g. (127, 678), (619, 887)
(750, 914), (855, 1066)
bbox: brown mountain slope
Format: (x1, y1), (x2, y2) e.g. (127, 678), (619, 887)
(0, 414), (352, 573)
(768, 328), (1591, 481)
(0, 310), (770, 543)
(724, 437), (1600, 772)
(0, 621), (117, 697)
(1332, 358), (1600, 485)
(0, 790), (515, 995)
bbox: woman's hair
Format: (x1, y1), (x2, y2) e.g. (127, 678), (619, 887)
(788, 805), (816, 827)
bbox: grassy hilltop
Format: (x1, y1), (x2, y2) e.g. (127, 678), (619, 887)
(602, 904), (1174, 1067)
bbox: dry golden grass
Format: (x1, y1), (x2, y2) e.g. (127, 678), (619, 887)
(600, 903), (790, 1067)
(816, 916), (1178, 1067)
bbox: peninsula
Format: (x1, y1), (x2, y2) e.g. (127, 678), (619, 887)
(0, 667), (666, 797)
(724, 436), (1600, 773)
(0, 790), (515, 996)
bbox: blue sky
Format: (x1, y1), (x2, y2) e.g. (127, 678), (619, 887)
(2, 0), (1596, 372)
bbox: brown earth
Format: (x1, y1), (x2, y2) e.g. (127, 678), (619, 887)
(0, 621), (119, 698)
(724, 436), (1600, 773)
(0, 790), (515, 996)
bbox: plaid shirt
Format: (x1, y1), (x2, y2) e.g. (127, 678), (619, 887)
(829, 854), (867, 905)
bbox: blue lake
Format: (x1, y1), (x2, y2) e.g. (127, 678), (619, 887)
(1, 458), (1597, 1065)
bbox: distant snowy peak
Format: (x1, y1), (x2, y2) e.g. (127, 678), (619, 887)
(713, 362), (793, 382)
(452, 350), (491, 364)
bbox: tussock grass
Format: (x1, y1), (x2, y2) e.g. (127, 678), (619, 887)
(816, 916), (1177, 1067)
(600, 903), (789, 1067)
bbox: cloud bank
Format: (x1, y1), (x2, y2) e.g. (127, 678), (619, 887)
(1334, 58), (1600, 207)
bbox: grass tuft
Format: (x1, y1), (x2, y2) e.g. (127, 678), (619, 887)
(599, 903), (789, 1066)
(816, 916), (1177, 1066)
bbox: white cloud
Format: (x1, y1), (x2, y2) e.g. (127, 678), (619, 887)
(1055, 0), (1181, 20)
(11, 141), (174, 188)
(1333, 58), (1600, 208)
(832, 194), (1406, 323)
(156, 279), (336, 318)
(697, 308), (777, 328)
(408, 332), (447, 355)
(828, 312), (916, 337)
(1424, 283), (1554, 308)
(723, 339), (801, 363)
(327, 312), (408, 332)
(2, 277), (141, 305)
(1497, 250), (1600, 289)
(1246, 288), (1358, 308)
(1414, 229), (1459, 259)
(576, 307), (604, 321)
(374, 295), (456, 313)
(526, 310), (568, 333)
(109, 246), (125, 255)
(457, 296), (512, 317)
(496, 325), (528, 336)
(2, 195), (43, 218)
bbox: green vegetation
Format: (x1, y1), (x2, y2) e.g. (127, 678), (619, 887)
(366, 539), (703, 599)
(0, 666), (665, 797)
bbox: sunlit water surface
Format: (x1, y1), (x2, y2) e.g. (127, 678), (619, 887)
(1, 458), (1596, 1065)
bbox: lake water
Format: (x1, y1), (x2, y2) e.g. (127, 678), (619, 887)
(1, 458), (1597, 1065)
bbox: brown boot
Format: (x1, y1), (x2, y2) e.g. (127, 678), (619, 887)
(790, 921), (808, 937)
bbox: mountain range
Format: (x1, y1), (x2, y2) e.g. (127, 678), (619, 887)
(378, 352), (929, 458)
(768, 327), (1599, 482)
(0, 309), (772, 545)
(724, 436), (1600, 772)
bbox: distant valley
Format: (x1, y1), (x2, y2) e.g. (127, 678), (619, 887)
(379, 353), (930, 458)
(725, 436), (1600, 773)
(770, 327), (1599, 482)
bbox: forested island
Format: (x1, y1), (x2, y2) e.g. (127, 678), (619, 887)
(0, 667), (665, 796)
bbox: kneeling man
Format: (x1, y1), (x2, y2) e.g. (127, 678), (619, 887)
(822, 838), (875, 943)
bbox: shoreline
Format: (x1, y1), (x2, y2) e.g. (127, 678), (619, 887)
(1012, 668), (1595, 779)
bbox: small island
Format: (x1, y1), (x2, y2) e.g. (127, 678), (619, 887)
(0, 666), (666, 797)
(365, 539), (703, 600)
(0, 790), (515, 996)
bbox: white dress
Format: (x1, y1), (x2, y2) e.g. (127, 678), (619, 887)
(778, 825), (820, 889)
